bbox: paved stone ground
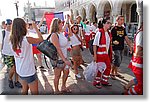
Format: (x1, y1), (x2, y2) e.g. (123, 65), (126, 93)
(0, 48), (134, 95)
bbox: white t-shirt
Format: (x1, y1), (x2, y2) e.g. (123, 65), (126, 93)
(136, 31), (143, 48)
(0, 27), (2, 45)
(91, 25), (97, 33)
(84, 25), (91, 35)
(0, 28), (2, 50)
(1, 30), (14, 56)
(13, 36), (35, 77)
(50, 32), (69, 58)
(93, 31), (110, 53)
(70, 33), (81, 47)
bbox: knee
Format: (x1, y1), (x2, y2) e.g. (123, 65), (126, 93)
(54, 73), (61, 79)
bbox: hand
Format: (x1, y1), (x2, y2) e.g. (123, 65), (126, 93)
(67, 14), (70, 18)
(129, 47), (133, 54)
(32, 21), (37, 28)
(113, 40), (119, 45)
(64, 60), (72, 67)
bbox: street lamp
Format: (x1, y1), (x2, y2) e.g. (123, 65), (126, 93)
(14, 0), (19, 17)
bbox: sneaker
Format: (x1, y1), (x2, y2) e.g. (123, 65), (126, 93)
(75, 74), (81, 79)
(15, 81), (22, 88)
(8, 80), (14, 89)
(101, 81), (112, 86)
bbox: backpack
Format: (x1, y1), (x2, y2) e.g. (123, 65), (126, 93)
(88, 33), (102, 55)
(88, 39), (95, 55)
(1, 30), (6, 50)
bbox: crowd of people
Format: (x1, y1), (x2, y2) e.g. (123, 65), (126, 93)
(0, 12), (143, 95)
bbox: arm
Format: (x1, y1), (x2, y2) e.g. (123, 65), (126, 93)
(125, 36), (133, 53)
(37, 12), (45, 28)
(27, 22), (43, 44)
(62, 15), (70, 32)
(67, 16), (73, 37)
(51, 33), (67, 62)
(134, 46), (143, 57)
(93, 45), (97, 62)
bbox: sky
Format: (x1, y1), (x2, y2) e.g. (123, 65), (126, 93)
(0, 0), (55, 23)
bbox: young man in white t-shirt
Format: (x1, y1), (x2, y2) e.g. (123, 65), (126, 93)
(1, 19), (22, 89)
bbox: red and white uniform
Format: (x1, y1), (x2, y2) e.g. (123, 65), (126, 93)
(93, 28), (112, 85)
(84, 24), (91, 48)
(127, 30), (143, 95)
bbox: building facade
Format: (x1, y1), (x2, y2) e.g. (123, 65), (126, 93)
(55, 0), (143, 27)
(24, 1), (55, 22)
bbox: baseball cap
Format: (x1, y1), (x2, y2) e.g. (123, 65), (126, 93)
(6, 19), (12, 25)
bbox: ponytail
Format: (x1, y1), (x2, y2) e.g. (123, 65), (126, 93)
(98, 17), (110, 29)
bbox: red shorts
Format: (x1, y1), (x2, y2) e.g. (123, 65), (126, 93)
(32, 46), (41, 54)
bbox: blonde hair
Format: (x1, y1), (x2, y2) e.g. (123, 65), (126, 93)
(49, 18), (61, 34)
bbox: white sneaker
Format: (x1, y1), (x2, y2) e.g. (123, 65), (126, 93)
(75, 74), (81, 79)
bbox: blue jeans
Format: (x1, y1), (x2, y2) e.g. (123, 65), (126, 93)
(112, 50), (123, 67)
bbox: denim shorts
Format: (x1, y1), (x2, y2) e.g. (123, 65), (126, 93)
(20, 73), (37, 84)
(112, 50), (123, 67)
(50, 59), (65, 69)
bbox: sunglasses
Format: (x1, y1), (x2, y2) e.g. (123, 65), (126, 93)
(73, 27), (78, 30)
(106, 22), (112, 24)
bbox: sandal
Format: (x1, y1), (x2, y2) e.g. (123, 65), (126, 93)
(61, 88), (72, 93)
(123, 85), (129, 90)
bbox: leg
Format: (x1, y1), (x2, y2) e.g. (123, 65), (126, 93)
(101, 57), (112, 86)
(61, 69), (71, 92)
(20, 79), (29, 95)
(28, 79), (38, 95)
(14, 67), (22, 88)
(124, 78), (136, 90)
(54, 68), (62, 93)
(72, 56), (82, 78)
(93, 71), (102, 89)
(110, 64), (116, 80)
(113, 50), (124, 78)
(8, 65), (15, 89)
(8, 65), (15, 80)
(36, 53), (43, 67)
(124, 73), (143, 95)
(72, 56), (78, 75)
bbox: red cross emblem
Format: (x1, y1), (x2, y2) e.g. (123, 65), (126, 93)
(15, 49), (21, 56)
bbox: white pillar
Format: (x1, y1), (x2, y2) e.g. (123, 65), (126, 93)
(137, 1), (143, 28)
(112, 9), (120, 24)
(85, 5), (90, 21)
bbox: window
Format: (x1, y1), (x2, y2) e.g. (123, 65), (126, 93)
(131, 4), (138, 22)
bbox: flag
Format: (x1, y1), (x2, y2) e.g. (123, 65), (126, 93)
(45, 12), (64, 31)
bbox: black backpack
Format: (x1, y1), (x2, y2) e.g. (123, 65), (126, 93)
(88, 32), (102, 55)
(88, 39), (94, 55)
(1, 30), (6, 50)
